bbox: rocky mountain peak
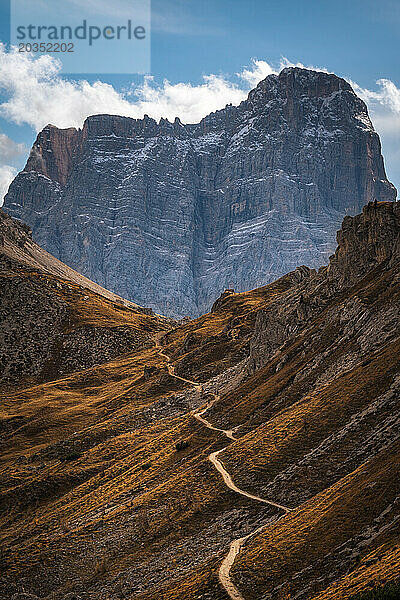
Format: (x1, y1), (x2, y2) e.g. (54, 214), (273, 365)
(25, 123), (80, 185)
(247, 67), (373, 132)
(3, 68), (396, 317)
(279, 66), (352, 94)
(247, 67), (349, 102)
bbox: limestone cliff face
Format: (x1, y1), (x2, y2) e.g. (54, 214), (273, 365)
(0, 209), (166, 386)
(3, 67), (396, 317)
(249, 201), (400, 371)
(24, 125), (81, 185)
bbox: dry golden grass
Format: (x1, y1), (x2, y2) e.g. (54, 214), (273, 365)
(221, 338), (400, 494)
(0, 347), (182, 465)
(166, 275), (296, 350)
(132, 555), (227, 600)
(162, 275), (296, 382)
(231, 441), (400, 600)
(0, 403), (256, 597)
(0, 333), (262, 598)
(312, 545), (400, 600)
(23, 269), (163, 332)
(206, 260), (400, 433)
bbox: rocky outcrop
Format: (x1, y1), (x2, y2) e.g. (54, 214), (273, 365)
(0, 210), (167, 386)
(24, 125), (81, 186)
(249, 201), (400, 370)
(327, 200), (400, 284)
(3, 67), (396, 318)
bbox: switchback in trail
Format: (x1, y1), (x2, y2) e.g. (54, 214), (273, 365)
(154, 335), (291, 600)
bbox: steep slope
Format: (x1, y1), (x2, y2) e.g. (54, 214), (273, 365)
(0, 209), (168, 387)
(157, 201), (400, 599)
(0, 202), (399, 600)
(3, 67), (396, 317)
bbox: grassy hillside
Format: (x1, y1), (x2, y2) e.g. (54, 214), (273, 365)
(1, 202), (399, 600)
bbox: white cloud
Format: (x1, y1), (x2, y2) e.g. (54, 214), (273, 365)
(0, 47), (135, 130)
(0, 46), (272, 130)
(131, 74), (249, 123)
(0, 132), (27, 201)
(237, 59), (276, 87)
(351, 78), (400, 133)
(278, 57), (330, 73)
(0, 45), (398, 199)
(0, 164), (17, 202)
(0, 133), (26, 161)
(237, 58), (330, 88)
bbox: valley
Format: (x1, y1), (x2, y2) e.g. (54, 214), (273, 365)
(0, 201), (399, 600)
(155, 335), (290, 600)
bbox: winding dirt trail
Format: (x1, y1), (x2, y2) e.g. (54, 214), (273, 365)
(154, 335), (291, 600)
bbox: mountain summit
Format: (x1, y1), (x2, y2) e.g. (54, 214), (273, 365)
(3, 67), (396, 317)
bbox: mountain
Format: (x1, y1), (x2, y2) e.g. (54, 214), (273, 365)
(0, 208), (169, 387)
(3, 67), (396, 318)
(1, 201), (399, 600)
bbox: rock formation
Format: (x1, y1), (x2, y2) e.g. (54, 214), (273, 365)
(3, 67), (396, 317)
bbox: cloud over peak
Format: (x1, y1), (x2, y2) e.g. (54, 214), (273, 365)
(0, 47), (276, 130)
(0, 132), (26, 203)
(0, 46), (398, 200)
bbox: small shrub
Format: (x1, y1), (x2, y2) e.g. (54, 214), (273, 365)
(94, 556), (108, 575)
(61, 451), (82, 462)
(175, 440), (189, 451)
(143, 365), (158, 380)
(350, 581), (400, 600)
(277, 585), (292, 600)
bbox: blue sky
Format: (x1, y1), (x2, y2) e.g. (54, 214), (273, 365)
(0, 0), (399, 200)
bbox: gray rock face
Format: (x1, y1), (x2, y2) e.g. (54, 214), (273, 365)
(249, 200), (400, 372)
(3, 67), (396, 317)
(0, 209), (166, 386)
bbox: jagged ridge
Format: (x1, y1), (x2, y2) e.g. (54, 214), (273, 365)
(3, 67), (396, 317)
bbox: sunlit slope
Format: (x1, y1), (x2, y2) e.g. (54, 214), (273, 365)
(0, 202), (399, 600)
(158, 202), (400, 599)
(231, 441), (400, 600)
(0, 344), (277, 600)
(162, 270), (306, 382)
